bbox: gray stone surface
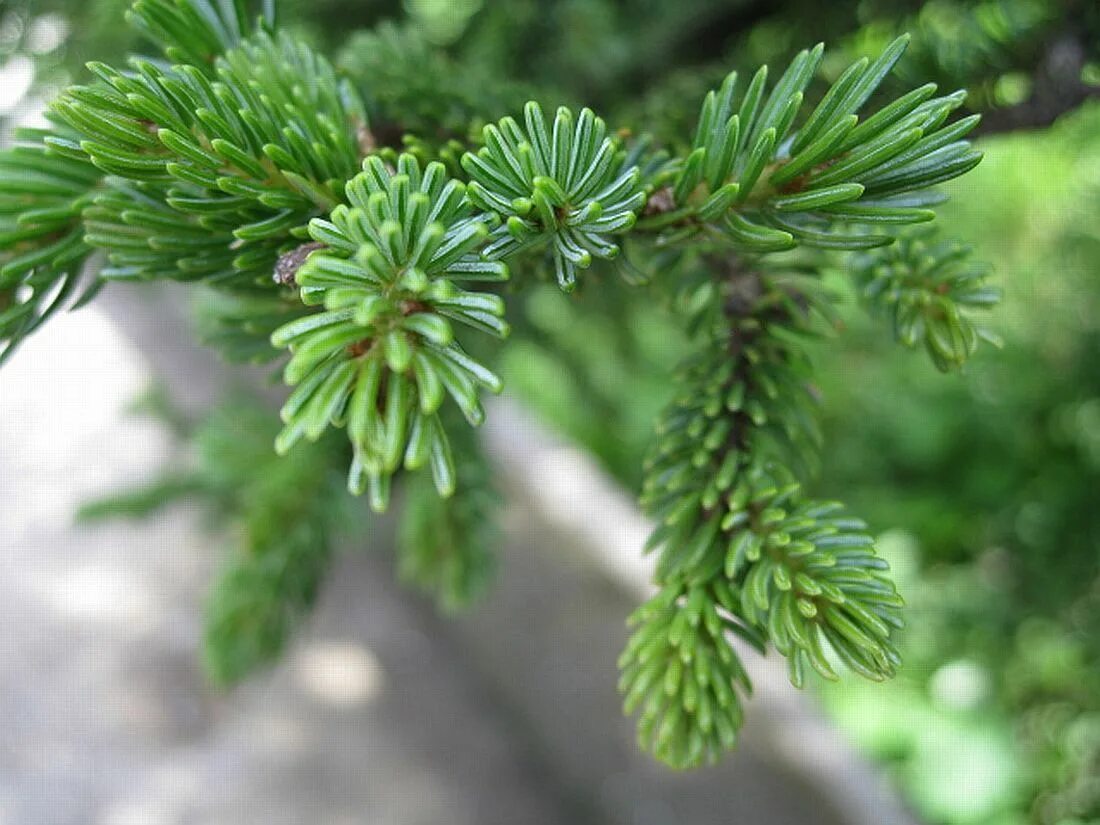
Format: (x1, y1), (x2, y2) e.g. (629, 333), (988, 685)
(0, 304), (572, 825)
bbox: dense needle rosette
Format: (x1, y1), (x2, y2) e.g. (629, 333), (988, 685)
(272, 154), (509, 510)
(462, 102), (647, 290)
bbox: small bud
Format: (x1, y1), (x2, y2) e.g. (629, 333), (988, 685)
(643, 186), (676, 217)
(273, 241), (325, 286)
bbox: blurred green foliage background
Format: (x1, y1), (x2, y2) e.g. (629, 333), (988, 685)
(814, 103), (1100, 825)
(1, 0), (1096, 821)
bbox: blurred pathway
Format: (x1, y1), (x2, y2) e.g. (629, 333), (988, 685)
(0, 305), (572, 825)
(0, 289), (888, 825)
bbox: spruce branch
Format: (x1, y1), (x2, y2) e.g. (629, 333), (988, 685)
(0, 0), (1004, 769)
(618, 580), (755, 768)
(621, 261), (902, 767)
(50, 29), (366, 285)
(637, 36), (983, 253)
(727, 479), (903, 689)
(462, 102), (647, 290)
(0, 128), (100, 364)
(0, 0), (286, 361)
(852, 225), (1002, 370)
(272, 155), (509, 510)
(127, 0), (277, 68)
(397, 419), (499, 611)
(194, 402), (348, 686)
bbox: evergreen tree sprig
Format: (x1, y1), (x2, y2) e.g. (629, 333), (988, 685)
(618, 580), (755, 768)
(194, 402), (349, 686)
(461, 102), (647, 291)
(0, 0), (1003, 769)
(621, 262), (902, 767)
(639, 35), (983, 253)
(397, 420), (499, 611)
(271, 154), (508, 510)
(49, 28), (366, 286)
(0, 128), (100, 364)
(851, 225), (1002, 370)
(127, 0), (276, 67)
